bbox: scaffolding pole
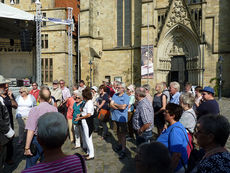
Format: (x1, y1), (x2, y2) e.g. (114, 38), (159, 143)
(35, 2), (42, 86)
(67, 7), (73, 88)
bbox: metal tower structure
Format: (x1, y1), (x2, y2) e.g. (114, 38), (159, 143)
(67, 7), (73, 89)
(35, 1), (42, 86)
(35, 2), (74, 87)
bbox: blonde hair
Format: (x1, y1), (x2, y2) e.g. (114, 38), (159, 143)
(21, 87), (29, 94)
(155, 83), (164, 93)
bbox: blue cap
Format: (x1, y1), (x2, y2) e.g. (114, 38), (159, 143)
(201, 86), (214, 94)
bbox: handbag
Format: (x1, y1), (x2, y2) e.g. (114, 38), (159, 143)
(98, 109), (110, 122)
(30, 143), (38, 156)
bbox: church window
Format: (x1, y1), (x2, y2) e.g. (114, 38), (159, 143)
(41, 34), (48, 49)
(117, 0), (131, 47)
(41, 58), (53, 83)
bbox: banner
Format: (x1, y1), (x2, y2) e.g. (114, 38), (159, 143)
(141, 45), (153, 79)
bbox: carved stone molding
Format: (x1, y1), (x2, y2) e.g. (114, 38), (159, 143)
(166, 0), (190, 28)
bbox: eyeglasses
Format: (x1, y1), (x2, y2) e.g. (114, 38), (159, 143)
(76, 97), (81, 99)
(60, 82), (64, 84)
(32, 85), (37, 87)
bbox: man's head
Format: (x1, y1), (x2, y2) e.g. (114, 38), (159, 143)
(135, 87), (146, 101)
(169, 81), (180, 95)
(162, 82), (168, 90)
(37, 112), (68, 149)
(39, 86), (51, 102)
(142, 84), (150, 94)
(116, 82), (126, 95)
(52, 80), (59, 90)
(0, 75), (10, 95)
(185, 82), (192, 93)
(32, 82), (38, 90)
(79, 80), (85, 87)
(59, 80), (65, 88)
(201, 86), (215, 101)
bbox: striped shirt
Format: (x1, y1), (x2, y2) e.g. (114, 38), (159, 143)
(22, 155), (86, 173)
(132, 97), (154, 131)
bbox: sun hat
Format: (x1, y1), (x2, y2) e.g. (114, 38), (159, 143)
(0, 75), (10, 85)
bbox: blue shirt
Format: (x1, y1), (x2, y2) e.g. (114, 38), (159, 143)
(170, 92), (180, 105)
(157, 122), (189, 171)
(111, 93), (130, 122)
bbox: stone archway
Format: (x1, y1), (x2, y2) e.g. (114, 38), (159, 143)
(157, 24), (201, 86)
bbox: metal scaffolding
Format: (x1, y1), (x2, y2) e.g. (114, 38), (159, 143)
(35, 2), (74, 87)
(35, 2), (42, 87)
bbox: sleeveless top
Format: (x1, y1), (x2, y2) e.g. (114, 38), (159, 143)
(153, 94), (164, 112)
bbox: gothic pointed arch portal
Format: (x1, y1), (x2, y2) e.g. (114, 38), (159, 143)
(157, 24), (201, 87)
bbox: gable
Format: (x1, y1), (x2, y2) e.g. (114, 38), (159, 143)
(157, 0), (200, 45)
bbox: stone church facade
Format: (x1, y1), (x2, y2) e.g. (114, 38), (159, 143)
(80, 0), (230, 95)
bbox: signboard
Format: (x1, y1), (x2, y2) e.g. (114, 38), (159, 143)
(141, 45), (153, 79)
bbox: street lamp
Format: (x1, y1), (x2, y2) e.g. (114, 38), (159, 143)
(218, 56), (223, 100)
(89, 59), (93, 87)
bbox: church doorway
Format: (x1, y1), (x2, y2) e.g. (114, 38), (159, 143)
(168, 56), (188, 88)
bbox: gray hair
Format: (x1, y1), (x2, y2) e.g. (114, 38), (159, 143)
(136, 142), (172, 173)
(37, 112), (68, 149)
(135, 87), (146, 98)
(117, 81), (126, 89)
(198, 115), (230, 147)
(180, 92), (195, 108)
(170, 81), (180, 91)
(142, 84), (151, 91)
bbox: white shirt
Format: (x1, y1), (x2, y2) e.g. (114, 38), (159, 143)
(16, 94), (37, 118)
(78, 85), (86, 93)
(82, 100), (94, 116)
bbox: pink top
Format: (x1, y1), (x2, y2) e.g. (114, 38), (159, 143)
(22, 155), (86, 173)
(25, 102), (58, 135)
(66, 97), (75, 120)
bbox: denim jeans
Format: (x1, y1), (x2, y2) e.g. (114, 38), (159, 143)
(25, 136), (44, 169)
(136, 130), (152, 146)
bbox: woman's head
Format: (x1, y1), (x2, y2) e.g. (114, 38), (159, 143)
(20, 87), (29, 96)
(195, 115), (230, 148)
(135, 142), (172, 173)
(73, 90), (82, 102)
(99, 85), (107, 94)
(164, 103), (183, 122)
(82, 87), (92, 101)
(155, 83), (164, 93)
(127, 84), (135, 95)
(179, 92), (195, 109)
(37, 112), (68, 149)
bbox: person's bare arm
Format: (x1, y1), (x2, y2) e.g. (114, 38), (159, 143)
(171, 152), (181, 170)
(138, 123), (151, 135)
(24, 130), (35, 156)
(113, 103), (127, 110)
(8, 91), (18, 109)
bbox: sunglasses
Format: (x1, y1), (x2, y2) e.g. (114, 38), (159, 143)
(19, 91), (24, 94)
(76, 97), (81, 99)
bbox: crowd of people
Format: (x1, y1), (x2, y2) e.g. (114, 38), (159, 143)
(0, 74), (229, 173)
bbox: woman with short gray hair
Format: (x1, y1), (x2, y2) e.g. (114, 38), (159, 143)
(179, 92), (196, 133)
(22, 112), (86, 173)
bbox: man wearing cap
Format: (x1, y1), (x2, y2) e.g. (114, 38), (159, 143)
(196, 86), (220, 119)
(0, 75), (15, 171)
(50, 80), (62, 107)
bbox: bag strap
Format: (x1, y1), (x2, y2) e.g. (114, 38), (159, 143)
(74, 153), (86, 173)
(168, 125), (192, 172)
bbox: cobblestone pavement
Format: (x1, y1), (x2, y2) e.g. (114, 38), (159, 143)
(3, 98), (230, 173)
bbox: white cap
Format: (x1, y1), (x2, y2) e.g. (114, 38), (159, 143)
(91, 86), (98, 92)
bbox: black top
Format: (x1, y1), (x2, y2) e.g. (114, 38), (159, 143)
(3, 94), (15, 129)
(196, 99), (220, 119)
(98, 93), (110, 110)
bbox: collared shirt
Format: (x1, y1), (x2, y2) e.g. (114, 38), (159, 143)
(25, 102), (58, 135)
(111, 93), (130, 122)
(132, 97), (154, 131)
(51, 88), (62, 106)
(169, 92), (181, 105)
(61, 87), (71, 101)
(78, 85), (86, 93)
(29, 89), (40, 101)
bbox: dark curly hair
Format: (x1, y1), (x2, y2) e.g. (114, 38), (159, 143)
(82, 87), (92, 100)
